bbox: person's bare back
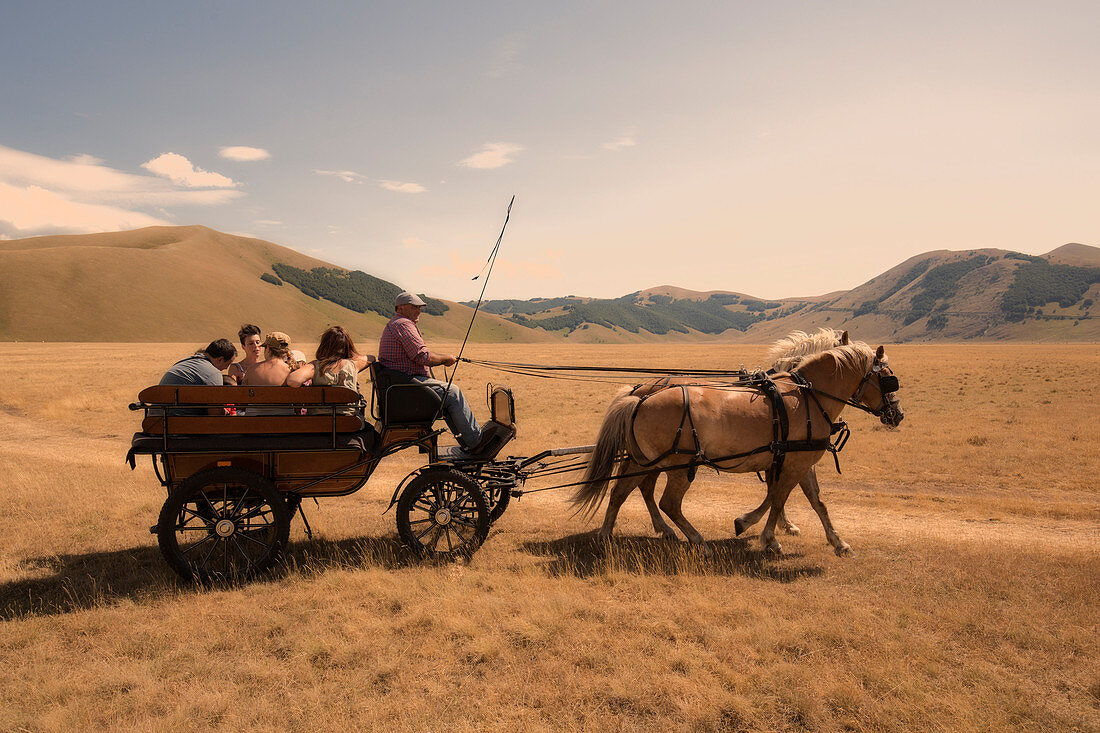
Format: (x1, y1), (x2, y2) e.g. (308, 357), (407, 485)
(242, 358), (291, 386)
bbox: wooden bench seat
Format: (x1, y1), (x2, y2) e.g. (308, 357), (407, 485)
(137, 385), (364, 435)
(138, 385), (361, 406)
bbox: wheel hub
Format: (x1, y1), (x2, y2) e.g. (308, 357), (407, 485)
(214, 519), (236, 538)
(434, 507), (453, 526)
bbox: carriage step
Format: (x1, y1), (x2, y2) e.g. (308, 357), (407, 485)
(149, 524), (159, 535)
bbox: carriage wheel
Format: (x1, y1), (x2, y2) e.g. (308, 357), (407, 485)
(397, 468), (490, 559)
(157, 467), (290, 582)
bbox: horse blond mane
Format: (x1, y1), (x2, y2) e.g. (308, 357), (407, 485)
(768, 329), (847, 372)
(796, 342), (877, 375)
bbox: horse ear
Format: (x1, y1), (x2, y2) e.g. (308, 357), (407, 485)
(875, 345), (885, 360)
(840, 330), (850, 345)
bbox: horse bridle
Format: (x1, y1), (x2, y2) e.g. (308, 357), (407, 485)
(798, 359), (902, 422)
(850, 361), (902, 421)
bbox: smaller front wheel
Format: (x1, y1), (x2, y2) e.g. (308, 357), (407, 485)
(396, 468), (489, 559)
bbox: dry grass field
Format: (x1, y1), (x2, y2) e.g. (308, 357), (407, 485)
(0, 341), (1097, 731)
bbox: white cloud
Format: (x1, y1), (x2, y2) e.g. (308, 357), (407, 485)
(0, 144), (243, 236)
(142, 152), (237, 188)
(0, 181), (170, 234)
(254, 219), (284, 227)
(601, 128), (638, 151)
(379, 179), (427, 194)
(315, 169), (365, 184)
(459, 142), (524, 169)
(219, 146), (271, 162)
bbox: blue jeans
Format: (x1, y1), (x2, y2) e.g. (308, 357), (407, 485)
(411, 376), (481, 449)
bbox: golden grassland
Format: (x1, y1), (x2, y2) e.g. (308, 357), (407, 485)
(0, 342), (1097, 731)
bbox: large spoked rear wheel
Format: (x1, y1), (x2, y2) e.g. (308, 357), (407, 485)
(157, 467), (290, 583)
(397, 468), (490, 559)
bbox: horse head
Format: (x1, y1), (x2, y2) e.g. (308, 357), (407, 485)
(856, 345), (904, 427)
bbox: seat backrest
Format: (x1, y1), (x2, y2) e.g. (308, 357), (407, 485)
(490, 385), (515, 427)
(369, 362), (443, 426)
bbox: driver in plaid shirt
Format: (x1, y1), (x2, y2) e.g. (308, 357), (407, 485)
(378, 291), (482, 453)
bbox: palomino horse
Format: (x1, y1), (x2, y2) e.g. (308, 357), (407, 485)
(572, 341), (903, 554)
(627, 329), (860, 554)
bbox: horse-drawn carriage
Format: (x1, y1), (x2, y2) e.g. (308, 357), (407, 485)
(127, 364), (553, 581)
(129, 333), (903, 582)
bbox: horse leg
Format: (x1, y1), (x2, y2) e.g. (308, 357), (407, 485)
(596, 463), (646, 540)
(658, 469), (710, 554)
(759, 474), (800, 555)
(736, 485), (800, 536)
(734, 493), (771, 536)
(639, 471), (678, 539)
(799, 467), (852, 556)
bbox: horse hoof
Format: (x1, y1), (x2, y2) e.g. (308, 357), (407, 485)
(783, 525), (801, 536)
(734, 517), (748, 536)
(763, 541), (782, 556)
(658, 530), (678, 541)
(834, 543), (852, 557)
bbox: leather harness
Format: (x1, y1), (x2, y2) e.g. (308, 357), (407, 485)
(626, 371), (852, 483)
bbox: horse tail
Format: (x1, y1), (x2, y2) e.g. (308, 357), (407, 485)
(571, 387), (640, 519)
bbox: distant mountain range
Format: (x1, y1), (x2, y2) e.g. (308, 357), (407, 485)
(1, 226), (1097, 342)
(469, 244), (1100, 342)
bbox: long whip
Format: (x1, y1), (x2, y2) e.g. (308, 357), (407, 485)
(433, 196), (515, 425)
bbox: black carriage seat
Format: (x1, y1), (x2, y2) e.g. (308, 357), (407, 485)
(369, 362), (444, 426)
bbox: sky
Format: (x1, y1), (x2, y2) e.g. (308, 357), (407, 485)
(1, 0), (1097, 301)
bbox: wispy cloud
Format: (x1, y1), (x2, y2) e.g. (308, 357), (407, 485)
(488, 35), (525, 78)
(142, 152), (237, 188)
(0, 144), (242, 236)
(254, 219), (284, 227)
(219, 146), (271, 162)
(459, 142), (524, 169)
(314, 169), (365, 184)
(402, 237), (427, 248)
(379, 180), (427, 194)
(601, 128), (638, 151)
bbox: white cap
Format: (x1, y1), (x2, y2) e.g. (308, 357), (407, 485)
(395, 291), (427, 307)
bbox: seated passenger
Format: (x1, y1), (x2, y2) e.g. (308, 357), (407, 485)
(226, 324), (262, 385)
(243, 332), (295, 386)
(160, 339), (237, 386)
(287, 326), (374, 414)
(157, 339), (237, 416)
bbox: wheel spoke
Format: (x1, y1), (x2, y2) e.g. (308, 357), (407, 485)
(198, 534), (220, 569)
(450, 515), (478, 529)
(415, 522), (436, 541)
(181, 532), (216, 556)
(429, 525), (443, 551)
(236, 529), (271, 549)
(230, 536), (258, 572)
(407, 518), (433, 526)
(450, 524), (471, 546)
(444, 527), (454, 554)
(413, 498), (436, 513)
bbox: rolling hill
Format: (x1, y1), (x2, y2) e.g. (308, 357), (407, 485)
(472, 245), (1100, 342)
(0, 226), (543, 344)
(1, 226), (1096, 342)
